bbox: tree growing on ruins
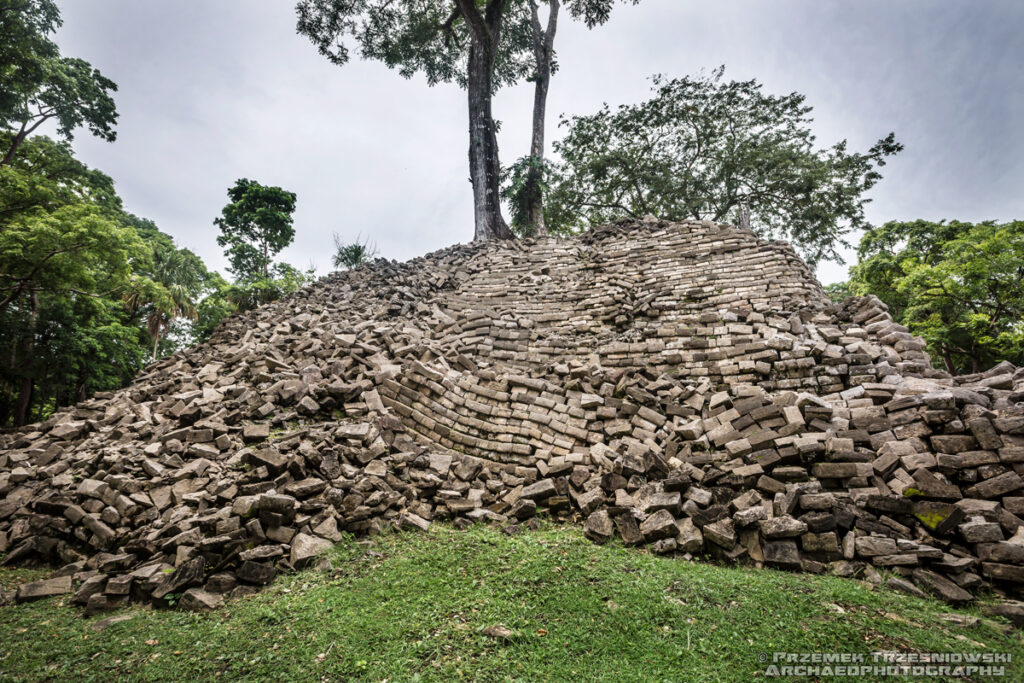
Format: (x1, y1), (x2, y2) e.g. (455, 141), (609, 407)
(543, 68), (903, 267)
(505, 0), (640, 237)
(332, 233), (378, 270)
(215, 178), (298, 283)
(296, 0), (636, 242)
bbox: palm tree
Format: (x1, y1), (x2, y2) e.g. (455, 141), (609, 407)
(125, 246), (205, 361)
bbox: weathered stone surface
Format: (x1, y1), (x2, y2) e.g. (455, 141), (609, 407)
(640, 510), (678, 542)
(583, 510), (614, 544)
(704, 518), (736, 549)
(614, 514), (644, 547)
(758, 516), (807, 539)
(180, 588), (224, 611)
(763, 540), (802, 570)
(520, 479), (557, 502)
(15, 575), (72, 602)
(291, 533), (333, 568)
(912, 569), (975, 604)
(965, 472), (1024, 499)
(3, 217), (1024, 614)
(152, 557), (205, 600)
(913, 501), (964, 536)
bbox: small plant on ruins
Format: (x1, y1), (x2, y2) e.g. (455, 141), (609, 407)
(332, 233), (379, 270)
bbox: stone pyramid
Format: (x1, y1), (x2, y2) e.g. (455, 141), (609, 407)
(2, 217), (1024, 620)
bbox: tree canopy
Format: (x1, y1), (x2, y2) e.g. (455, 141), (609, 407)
(215, 178), (298, 282)
(541, 68), (903, 267)
(0, 0), (118, 165)
(845, 219), (1024, 374)
(297, 1), (639, 241)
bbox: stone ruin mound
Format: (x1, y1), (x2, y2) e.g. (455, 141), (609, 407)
(3, 217), (1024, 621)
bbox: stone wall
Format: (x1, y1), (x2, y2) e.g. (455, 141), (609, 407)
(1, 218), (1023, 623)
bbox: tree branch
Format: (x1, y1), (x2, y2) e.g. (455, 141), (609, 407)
(454, 0), (489, 44)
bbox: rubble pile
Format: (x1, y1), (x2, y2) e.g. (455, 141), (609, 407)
(2, 217), (1024, 619)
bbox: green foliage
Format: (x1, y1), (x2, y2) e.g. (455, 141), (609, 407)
(332, 232), (379, 269)
(0, 0), (118, 164)
(124, 243), (209, 360)
(190, 272), (236, 343)
(223, 263), (318, 314)
(296, 0), (536, 90)
(2, 524), (1022, 680)
(0, 133), (120, 219)
(0, 1), (62, 127)
(823, 281), (854, 303)
(0, 4), (224, 425)
(500, 155), (554, 237)
(545, 68), (903, 267)
(297, 1), (637, 88)
(214, 178), (297, 282)
(0, 203), (141, 311)
(850, 219), (1024, 373)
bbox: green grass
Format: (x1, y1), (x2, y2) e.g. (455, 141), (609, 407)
(1, 524), (1022, 682)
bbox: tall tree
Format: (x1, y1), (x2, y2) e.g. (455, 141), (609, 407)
(297, 1), (632, 242)
(543, 68), (903, 267)
(513, 0), (639, 236)
(0, 204), (143, 425)
(297, 0), (531, 241)
(0, 133), (120, 223)
(0, 0), (118, 166)
(0, 203), (140, 314)
(215, 178), (298, 283)
(0, 1), (61, 123)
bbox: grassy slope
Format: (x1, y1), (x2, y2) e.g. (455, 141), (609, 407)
(1, 524), (1022, 682)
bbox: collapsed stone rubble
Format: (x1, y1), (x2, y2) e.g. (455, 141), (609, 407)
(2, 217), (1024, 624)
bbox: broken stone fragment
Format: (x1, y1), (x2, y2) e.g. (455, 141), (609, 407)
(508, 498), (537, 521)
(242, 423), (270, 443)
(180, 588), (224, 611)
(763, 540), (801, 570)
(151, 557), (205, 600)
(291, 533), (334, 568)
(398, 512), (431, 532)
(16, 575), (73, 603)
(758, 516), (807, 539)
(236, 561), (277, 585)
(912, 501), (964, 535)
(675, 518), (703, 553)
(703, 518), (736, 549)
(614, 513), (644, 547)
(911, 569), (974, 604)
(639, 509), (677, 542)
(520, 478), (557, 502)
(583, 510), (614, 544)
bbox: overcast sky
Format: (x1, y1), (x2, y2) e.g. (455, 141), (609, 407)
(53, 0), (1023, 285)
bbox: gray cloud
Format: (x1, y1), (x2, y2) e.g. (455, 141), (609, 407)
(54, 0), (1024, 285)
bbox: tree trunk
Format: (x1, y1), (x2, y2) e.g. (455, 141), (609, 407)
(738, 203), (751, 231)
(13, 291), (38, 427)
(152, 323), (161, 362)
(0, 129), (28, 167)
(524, 0), (559, 237)
(467, 43), (514, 241)
(457, 0), (514, 242)
(941, 348), (955, 375)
